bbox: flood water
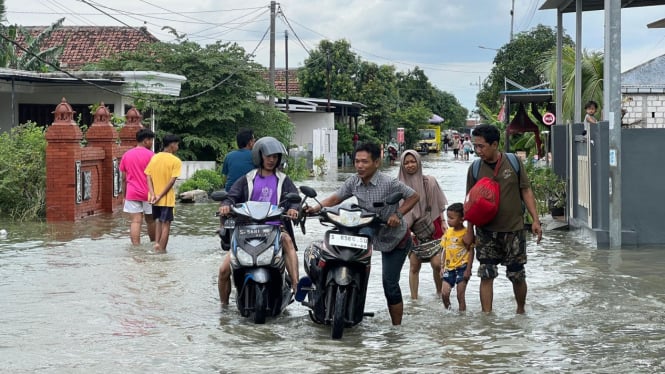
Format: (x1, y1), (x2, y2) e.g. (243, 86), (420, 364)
(2, 151), (665, 373)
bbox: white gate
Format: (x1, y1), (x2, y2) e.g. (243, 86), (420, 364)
(312, 128), (337, 174)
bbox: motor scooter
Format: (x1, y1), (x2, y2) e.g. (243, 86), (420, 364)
(211, 190), (301, 324)
(295, 186), (402, 339)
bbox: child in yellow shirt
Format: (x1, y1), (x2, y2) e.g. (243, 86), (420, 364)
(440, 203), (474, 311)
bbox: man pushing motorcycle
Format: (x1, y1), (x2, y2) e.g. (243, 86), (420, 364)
(217, 137), (300, 307)
(306, 142), (419, 325)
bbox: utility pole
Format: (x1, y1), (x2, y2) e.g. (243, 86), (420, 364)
(268, 1), (276, 106)
(326, 49), (331, 112)
(605, 0), (622, 248)
(470, 76), (482, 123)
(285, 30), (289, 113)
(510, 0), (515, 41)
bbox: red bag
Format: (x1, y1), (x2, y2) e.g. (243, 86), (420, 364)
(464, 154), (502, 226)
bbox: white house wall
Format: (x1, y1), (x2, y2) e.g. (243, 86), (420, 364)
(312, 128), (338, 175)
(622, 94), (665, 128)
(288, 111), (334, 149)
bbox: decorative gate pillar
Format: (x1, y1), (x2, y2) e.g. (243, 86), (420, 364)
(45, 98), (84, 221)
(86, 103), (123, 213)
(119, 107), (143, 147)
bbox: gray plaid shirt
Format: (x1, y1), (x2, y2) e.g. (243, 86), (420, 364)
(335, 171), (416, 252)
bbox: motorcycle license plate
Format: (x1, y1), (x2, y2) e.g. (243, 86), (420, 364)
(329, 233), (368, 249)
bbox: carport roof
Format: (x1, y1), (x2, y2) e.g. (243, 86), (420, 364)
(540, 0), (665, 12)
(499, 89), (553, 104)
(0, 68), (186, 96)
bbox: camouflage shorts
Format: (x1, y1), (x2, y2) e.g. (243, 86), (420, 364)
(475, 229), (527, 283)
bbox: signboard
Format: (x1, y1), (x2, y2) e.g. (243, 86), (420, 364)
(543, 112), (556, 126)
(396, 127), (405, 143)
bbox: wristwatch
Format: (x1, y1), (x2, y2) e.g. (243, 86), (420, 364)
(395, 211), (403, 219)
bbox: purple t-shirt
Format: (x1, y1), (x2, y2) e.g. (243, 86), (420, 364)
(119, 146), (154, 201)
(251, 174), (280, 225)
(251, 174), (278, 204)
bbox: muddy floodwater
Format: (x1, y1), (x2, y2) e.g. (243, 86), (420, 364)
(1, 152), (664, 373)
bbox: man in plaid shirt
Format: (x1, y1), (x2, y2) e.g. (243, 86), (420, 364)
(307, 143), (419, 325)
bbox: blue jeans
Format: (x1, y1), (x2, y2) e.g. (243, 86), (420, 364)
(381, 236), (411, 305)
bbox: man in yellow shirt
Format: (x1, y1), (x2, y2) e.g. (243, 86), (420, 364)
(145, 134), (182, 252)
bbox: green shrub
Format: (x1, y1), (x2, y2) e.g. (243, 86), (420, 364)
(0, 122), (47, 221)
(177, 169), (223, 194)
(283, 154), (308, 181)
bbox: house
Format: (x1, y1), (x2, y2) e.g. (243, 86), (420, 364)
(18, 26), (159, 70)
(2, 26), (179, 131)
(262, 68), (366, 172)
(621, 54), (665, 128)
(0, 68), (186, 132)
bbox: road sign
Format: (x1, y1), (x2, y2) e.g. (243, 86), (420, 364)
(543, 112), (555, 126)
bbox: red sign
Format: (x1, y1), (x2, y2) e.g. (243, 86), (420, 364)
(543, 112), (555, 126)
(396, 128), (405, 143)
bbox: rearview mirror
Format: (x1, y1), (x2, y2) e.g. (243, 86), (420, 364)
(210, 190), (228, 202)
(299, 186), (317, 198)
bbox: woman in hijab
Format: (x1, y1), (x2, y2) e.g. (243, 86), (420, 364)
(398, 150), (448, 299)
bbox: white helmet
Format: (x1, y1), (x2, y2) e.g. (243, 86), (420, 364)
(251, 136), (288, 167)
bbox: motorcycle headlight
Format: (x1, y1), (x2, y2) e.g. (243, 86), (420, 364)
(236, 249), (254, 266)
(327, 209), (373, 227)
(256, 245), (275, 266)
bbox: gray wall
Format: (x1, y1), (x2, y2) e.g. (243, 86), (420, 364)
(620, 128), (665, 245)
(551, 122), (665, 246)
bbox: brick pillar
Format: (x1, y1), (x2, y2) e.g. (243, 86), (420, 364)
(85, 102), (122, 213)
(119, 107), (143, 147)
(45, 98), (83, 222)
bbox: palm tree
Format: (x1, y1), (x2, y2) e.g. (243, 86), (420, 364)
(540, 45), (604, 123)
(0, 0), (65, 72)
(12, 18), (65, 71)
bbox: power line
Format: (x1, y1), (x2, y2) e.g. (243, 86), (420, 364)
(77, 0), (135, 29)
(279, 14), (487, 75)
(277, 5), (310, 55)
(43, 0), (97, 26)
(7, 7), (266, 15)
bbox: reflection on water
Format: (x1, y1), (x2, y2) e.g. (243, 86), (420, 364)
(1, 152), (665, 372)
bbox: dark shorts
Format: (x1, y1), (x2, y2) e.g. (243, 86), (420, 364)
(442, 263), (468, 287)
(475, 228), (527, 283)
(152, 206), (174, 222)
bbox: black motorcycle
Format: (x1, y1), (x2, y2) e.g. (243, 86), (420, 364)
(295, 186), (402, 339)
(211, 190), (301, 324)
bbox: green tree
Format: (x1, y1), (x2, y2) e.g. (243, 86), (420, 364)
(93, 40), (293, 161)
(394, 103), (431, 149)
(298, 39), (467, 143)
(0, 122), (46, 220)
(540, 45), (604, 123)
(355, 61), (400, 138)
(298, 39), (361, 101)
(478, 24), (574, 114)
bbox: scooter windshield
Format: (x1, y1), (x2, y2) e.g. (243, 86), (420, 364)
(233, 201), (282, 221)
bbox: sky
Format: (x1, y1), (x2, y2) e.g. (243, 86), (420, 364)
(4, 0), (665, 115)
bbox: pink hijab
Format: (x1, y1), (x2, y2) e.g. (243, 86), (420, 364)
(398, 150), (448, 228)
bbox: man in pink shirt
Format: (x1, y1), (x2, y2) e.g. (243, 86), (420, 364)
(119, 128), (156, 245)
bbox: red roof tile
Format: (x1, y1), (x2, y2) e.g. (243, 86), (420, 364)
(17, 26), (159, 70)
(263, 68), (300, 96)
